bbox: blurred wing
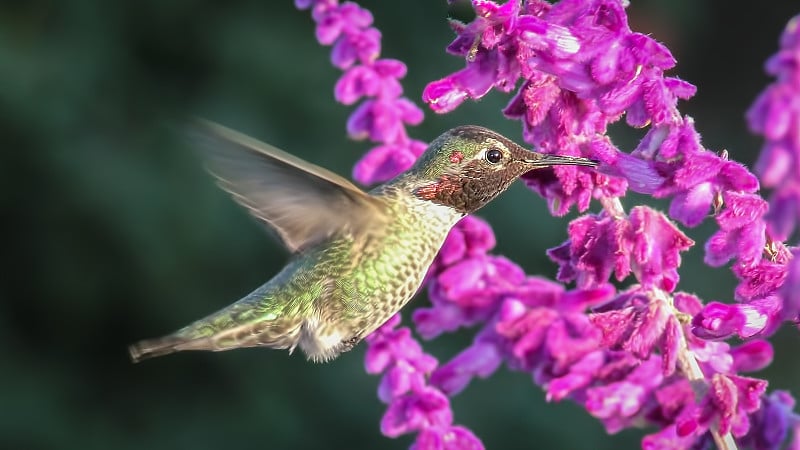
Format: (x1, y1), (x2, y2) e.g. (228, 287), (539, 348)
(190, 120), (385, 253)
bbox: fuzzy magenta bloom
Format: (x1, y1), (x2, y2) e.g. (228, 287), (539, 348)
(748, 15), (800, 242)
(704, 192), (769, 267)
(301, 0), (427, 186)
(298, 1), (800, 449)
(692, 298), (783, 340)
(417, 1), (799, 447)
(365, 315), (484, 449)
(747, 15), (800, 327)
(549, 207), (693, 291)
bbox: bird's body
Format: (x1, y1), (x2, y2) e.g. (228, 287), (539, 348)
(129, 123), (596, 363)
(145, 183), (459, 362)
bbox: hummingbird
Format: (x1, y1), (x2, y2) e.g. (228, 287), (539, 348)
(128, 121), (596, 363)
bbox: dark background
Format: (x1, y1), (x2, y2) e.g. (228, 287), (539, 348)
(1, 1), (799, 449)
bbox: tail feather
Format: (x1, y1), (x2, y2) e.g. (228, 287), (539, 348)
(128, 336), (208, 363)
(128, 289), (314, 363)
(128, 317), (307, 363)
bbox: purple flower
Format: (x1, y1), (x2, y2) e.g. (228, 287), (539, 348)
(335, 59), (406, 105)
(651, 379), (696, 424)
(380, 386), (452, 436)
(346, 98), (424, 143)
(590, 287), (675, 361)
(548, 212), (631, 287)
(692, 297), (783, 340)
(734, 256), (790, 302)
(422, 53), (501, 114)
(730, 340), (774, 373)
(429, 340), (502, 396)
(313, 1), (372, 46)
(544, 350), (605, 401)
(628, 119), (760, 228)
(364, 315), (436, 375)
(549, 207), (693, 291)
(352, 141), (424, 186)
(704, 192), (768, 267)
(414, 255), (525, 338)
(432, 215), (497, 269)
(584, 357), (664, 433)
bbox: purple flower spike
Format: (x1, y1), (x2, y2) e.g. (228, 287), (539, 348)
(782, 248), (800, 321)
(748, 15), (800, 241)
(300, 2), (800, 449)
(303, 0), (427, 188)
(365, 314), (482, 448)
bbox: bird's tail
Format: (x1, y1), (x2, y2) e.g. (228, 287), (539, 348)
(128, 312), (306, 363)
(128, 335), (210, 363)
(128, 285), (311, 363)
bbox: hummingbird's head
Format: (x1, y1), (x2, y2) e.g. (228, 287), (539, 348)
(409, 125), (597, 214)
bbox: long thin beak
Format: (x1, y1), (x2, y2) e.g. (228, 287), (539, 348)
(523, 153), (598, 168)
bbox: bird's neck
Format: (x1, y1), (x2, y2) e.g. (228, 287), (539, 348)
(380, 170), (488, 215)
(371, 175), (466, 229)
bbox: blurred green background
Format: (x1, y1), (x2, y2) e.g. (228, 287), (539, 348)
(2, 1), (799, 449)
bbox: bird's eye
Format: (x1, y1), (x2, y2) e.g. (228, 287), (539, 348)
(485, 148), (503, 164)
